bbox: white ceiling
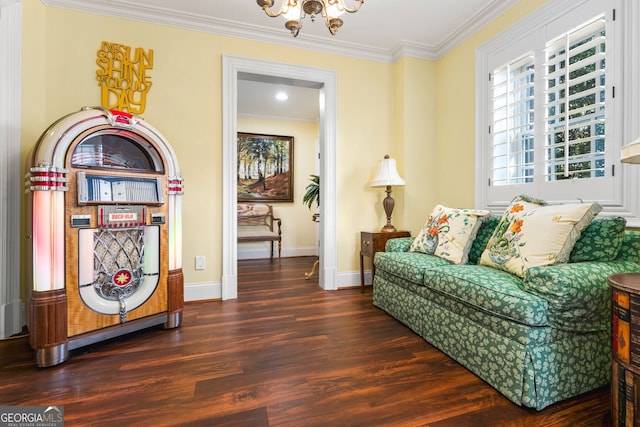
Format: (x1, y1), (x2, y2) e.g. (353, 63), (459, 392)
(43, 0), (520, 121)
(238, 76), (322, 123)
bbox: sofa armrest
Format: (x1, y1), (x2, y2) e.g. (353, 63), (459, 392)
(385, 237), (413, 252)
(523, 260), (640, 331)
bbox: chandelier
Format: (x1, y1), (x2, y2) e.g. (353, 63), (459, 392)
(257, 0), (365, 37)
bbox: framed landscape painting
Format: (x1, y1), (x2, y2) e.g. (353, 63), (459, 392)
(237, 132), (294, 202)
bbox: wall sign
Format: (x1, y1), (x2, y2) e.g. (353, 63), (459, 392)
(96, 41), (153, 114)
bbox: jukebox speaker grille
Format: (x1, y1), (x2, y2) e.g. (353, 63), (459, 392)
(93, 228), (144, 322)
(78, 226), (160, 322)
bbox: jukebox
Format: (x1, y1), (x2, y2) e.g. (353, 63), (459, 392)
(26, 107), (184, 367)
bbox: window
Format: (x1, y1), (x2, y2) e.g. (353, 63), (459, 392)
(544, 17), (606, 182)
(490, 54), (535, 186)
(476, 0), (627, 215)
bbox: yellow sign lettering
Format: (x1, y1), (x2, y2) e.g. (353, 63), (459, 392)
(96, 41), (153, 113)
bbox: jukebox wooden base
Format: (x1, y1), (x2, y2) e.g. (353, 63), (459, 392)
(165, 268), (184, 329)
(29, 289), (69, 367)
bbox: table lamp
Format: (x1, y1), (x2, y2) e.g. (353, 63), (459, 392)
(371, 154), (405, 232)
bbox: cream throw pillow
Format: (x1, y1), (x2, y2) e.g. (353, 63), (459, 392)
(479, 196), (602, 277)
(409, 204), (491, 264)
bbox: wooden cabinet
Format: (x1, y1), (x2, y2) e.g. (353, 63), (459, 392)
(610, 273), (640, 426)
(360, 230), (410, 292)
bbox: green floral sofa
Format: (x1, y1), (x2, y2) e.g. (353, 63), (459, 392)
(373, 214), (640, 410)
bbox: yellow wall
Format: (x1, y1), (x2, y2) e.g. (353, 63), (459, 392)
(394, 57), (438, 235)
(237, 117), (319, 254)
(20, 1), (550, 291)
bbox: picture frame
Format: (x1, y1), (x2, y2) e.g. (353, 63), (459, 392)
(237, 132), (294, 202)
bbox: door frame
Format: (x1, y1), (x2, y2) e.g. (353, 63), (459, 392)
(221, 55), (338, 299)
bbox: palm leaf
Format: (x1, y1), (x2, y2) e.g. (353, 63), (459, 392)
(303, 174), (320, 209)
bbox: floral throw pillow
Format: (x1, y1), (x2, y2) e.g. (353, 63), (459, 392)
(409, 204), (491, 264)
(479, 196), (602, 277)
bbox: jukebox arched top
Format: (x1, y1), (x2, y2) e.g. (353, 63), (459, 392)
(71, 128), (164, 173)
(30, 107), (181, 178)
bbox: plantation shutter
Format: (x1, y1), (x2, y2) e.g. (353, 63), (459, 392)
(544, 17), (606, 181)
(490, 54), (535, 186)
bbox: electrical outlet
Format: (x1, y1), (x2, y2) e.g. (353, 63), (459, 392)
(195, 256), (205, 270)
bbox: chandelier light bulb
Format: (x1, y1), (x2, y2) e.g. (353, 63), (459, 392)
(325, 3), (345, 18)
(282, 2), (301, 21)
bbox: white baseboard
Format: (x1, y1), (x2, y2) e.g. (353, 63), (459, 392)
(1, 299), (24, 339)
(237, 246), (317, 260)
(184, 281), (221, 301)
(182, 270), (372, 302)
(336, 270), (371, 289)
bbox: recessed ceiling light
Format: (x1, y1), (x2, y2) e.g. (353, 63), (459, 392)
(275, 92), (288, 101)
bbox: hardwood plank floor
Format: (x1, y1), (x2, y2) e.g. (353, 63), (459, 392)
(1, 257), (611, 426)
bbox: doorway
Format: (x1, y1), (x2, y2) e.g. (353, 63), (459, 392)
(222, 55), (338, 300)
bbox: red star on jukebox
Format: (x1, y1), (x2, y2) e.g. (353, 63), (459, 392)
(113, 270), (132, 287)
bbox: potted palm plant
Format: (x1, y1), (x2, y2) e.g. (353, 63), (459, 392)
(303, 174), (320, 222)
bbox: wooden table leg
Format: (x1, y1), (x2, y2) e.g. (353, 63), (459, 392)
(360, 253), (365, 292)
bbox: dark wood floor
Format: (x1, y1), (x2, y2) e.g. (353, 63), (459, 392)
(1, 257), (611, 426)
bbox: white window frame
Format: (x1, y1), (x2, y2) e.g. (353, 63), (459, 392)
(476, 0), (640, 226)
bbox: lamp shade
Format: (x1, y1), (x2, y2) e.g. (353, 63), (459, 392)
(371, 155), (405, 187)
(621, 138), (640, 164)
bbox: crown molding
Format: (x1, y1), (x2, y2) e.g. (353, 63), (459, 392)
(41, 0), (395, 62)
(434, 0), (519, 58)
(392, 41), (439, 62)
(42, 0), (518, 63)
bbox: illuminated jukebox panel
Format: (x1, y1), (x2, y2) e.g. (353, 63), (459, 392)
(26, 107), (184, 367)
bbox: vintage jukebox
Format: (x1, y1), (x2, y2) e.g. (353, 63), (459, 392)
(26, 107), (184, 367)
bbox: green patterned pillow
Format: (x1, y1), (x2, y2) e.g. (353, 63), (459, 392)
(569, 216), (626, 262)
(479, 195), (602, 277)
(616, 231), (640, 263)
(409, 204), (490, 264)
(467, 215), (500, 264)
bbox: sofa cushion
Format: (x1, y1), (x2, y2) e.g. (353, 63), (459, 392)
(375, 271), (573, 346)
(409, 204), (490, 264)
(569, 216), (626, 262)
(480, 195), (601, 277)
(422, 264), (549, 327)
(374, 252), (449, 284)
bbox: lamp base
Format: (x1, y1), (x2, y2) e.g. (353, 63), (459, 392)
(381, 186), (397, 233)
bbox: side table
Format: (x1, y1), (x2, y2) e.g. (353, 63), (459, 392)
(609, 273), (640, 426)
(360, 230), (410, 292)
